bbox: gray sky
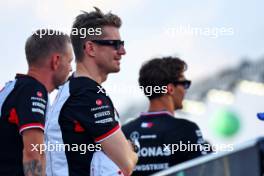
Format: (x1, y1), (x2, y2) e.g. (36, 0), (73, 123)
(1, 0), (263, 111)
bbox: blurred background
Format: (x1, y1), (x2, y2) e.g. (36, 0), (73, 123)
(1, 0), (264, 148)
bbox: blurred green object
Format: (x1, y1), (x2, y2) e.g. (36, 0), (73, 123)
(210, 108), (241, 137)
(176, 171), (185, 176)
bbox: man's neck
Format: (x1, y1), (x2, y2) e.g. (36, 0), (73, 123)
(148, 96), (175, 115)
(27, 67), (54, 93)
(75, 62), (107, 84)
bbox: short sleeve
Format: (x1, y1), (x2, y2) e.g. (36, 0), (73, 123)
(63, 92), (120, 143)
(164, 122), (207, 160)
(16, 83), (48, 134)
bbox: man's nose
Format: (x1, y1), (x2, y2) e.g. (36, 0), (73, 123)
(117, 45), (126, 55)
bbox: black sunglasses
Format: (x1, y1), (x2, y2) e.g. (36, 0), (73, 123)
(172, 80), (191, 89)
(91, 40), (124, 50)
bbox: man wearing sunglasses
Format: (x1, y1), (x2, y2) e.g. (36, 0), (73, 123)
(122, 57), (207, 176)
(45, 7), (137, 176)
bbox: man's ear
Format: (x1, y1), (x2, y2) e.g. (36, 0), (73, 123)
(166, 83), (175, 95)
(50, 54), (60, 71)
(83, 41), (96, 57)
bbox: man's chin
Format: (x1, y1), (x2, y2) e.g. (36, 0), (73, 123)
(109, 67), (120, 73)
(115, 67), (120, 72)
(175, 104), (183, 110)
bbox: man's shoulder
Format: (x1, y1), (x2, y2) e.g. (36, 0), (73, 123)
(169, 117), (198, 127)
(16, 76), (44, 89)
(67, 77), (107, 98)
(13, 75), (48, 99)
(59, 78), (113, 111)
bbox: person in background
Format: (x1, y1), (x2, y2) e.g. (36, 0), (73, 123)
(122, 56), (207, 176)
(0, 29), (73, 176)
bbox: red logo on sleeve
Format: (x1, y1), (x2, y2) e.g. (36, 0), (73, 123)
(96, 99), (103, 106)
(37, 91), (43, 97)
(74, 121), (85, 132)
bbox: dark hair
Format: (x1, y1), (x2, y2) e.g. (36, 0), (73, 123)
(139, 56), (187, 100)
(71, 7), (122, 61)
(25, 29), (71, 66)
